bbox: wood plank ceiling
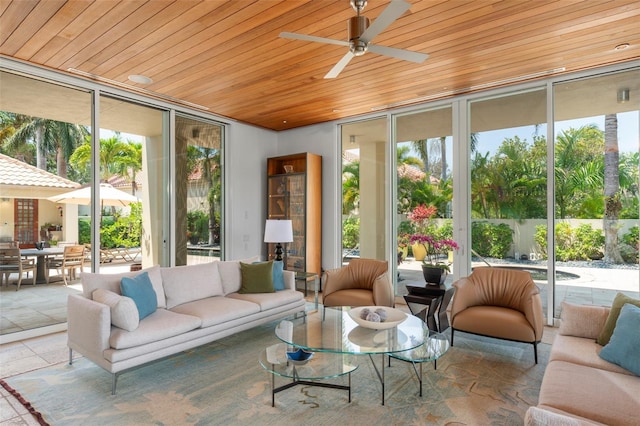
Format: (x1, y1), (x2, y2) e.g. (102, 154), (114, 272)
(1, 0), (639, 131)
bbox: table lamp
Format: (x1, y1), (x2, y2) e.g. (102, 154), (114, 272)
(264, 219), (293, 261)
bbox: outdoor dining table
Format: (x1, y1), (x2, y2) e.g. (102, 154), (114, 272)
(20, 247), (65, 284)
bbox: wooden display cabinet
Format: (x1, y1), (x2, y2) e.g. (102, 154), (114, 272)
(266, 153), (322, 276)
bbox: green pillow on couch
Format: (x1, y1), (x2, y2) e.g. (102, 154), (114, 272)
(597, 292), (640, 345)
(239, 261), (275, 293)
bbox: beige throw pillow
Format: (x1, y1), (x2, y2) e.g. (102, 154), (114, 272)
(93, 288), (139, 331)
(558, 301), (609, 339)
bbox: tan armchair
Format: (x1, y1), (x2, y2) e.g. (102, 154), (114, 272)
(322, 258), (394, 310)
(450, 267), (544, 363)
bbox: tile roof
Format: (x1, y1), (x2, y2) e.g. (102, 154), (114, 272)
(0, 153), (80, 189)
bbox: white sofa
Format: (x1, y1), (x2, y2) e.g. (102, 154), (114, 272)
(67, 258), (306, 394)
(525, 301), (640, 425)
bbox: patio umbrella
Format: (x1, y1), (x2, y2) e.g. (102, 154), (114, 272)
(48, 183), (139, 207)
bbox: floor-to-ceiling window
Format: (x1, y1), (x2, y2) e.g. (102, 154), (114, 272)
(175, 115), (223, 266)
(0, 70), (91, 336)
(394, 106), (454, 291)
(340, 118), (388, 265)
(468, 88), (549, 311)
(97, 96), (166, 271)
(552, 69), (640, 318)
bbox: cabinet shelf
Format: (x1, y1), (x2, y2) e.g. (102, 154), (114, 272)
(267, 153), (322, 277)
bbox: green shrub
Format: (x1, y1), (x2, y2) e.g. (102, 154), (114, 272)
(535, 222), (604, 261)
(621, 225), (639, 263)
(342, 216), (360, 249)
(471, 221), (513, 258)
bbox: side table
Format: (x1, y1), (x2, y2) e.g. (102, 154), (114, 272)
(295, 271), (320, 310)
(403, 282), (454, 332)
(259, 343), (357, 407)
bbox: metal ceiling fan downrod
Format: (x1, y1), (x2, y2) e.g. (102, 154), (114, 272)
(349, 0), (369, 56)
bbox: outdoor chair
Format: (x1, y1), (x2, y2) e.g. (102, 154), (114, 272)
(450, 267), (544, 363)
(0, 247), (36, 290)
(45, 245), (86, 286)
(322, 258), (394, 316)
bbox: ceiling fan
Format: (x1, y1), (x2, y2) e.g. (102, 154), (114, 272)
(280, 0), (429, 79)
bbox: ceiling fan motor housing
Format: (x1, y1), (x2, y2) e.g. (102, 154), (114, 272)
(348, 15), (370, 55)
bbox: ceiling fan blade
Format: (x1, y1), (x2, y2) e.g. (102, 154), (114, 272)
(279, 32), (349, 47)
(367, 43), (429, 63)
(360, 0), (411, 43)
(324, 52), (355, 79)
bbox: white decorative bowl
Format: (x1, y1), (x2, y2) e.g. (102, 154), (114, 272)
(348, 306), (407, 330)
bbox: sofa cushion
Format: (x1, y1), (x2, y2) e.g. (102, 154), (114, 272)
(92, 288), (139, 331)
(170, 296), (261, 328)
(599, 303), (640, 376)
(559, 302), (609, 339)
(81, 264), (166, 308)
(161, 262), (223, 309)
(227, 289), (304, 311)
(537, 360), (640, 425)
(217, 255), (260, 295)
(239, 261), (275, 294)
(109, 309), (201, 350)
(549, 334), (634, 376)
(121, 272), (157, 320)
(597, 292), (640, 345)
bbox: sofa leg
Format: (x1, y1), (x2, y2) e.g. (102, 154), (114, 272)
(69, 348), (73, 365)
(533, 342), (538, 364)
(112, 373), (118, 395)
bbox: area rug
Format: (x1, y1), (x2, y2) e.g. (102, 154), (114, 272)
(3, 319), (549, 425)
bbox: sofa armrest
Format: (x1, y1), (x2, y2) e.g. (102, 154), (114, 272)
(525, 406), (603, 426)
(283, 270), (295, 290)
(67, 294), (111, 357)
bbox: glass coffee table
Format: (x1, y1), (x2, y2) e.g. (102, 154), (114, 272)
(259, 343), (358, 407)
(388, 332), (450, 396)
(275, 306), (428, 405)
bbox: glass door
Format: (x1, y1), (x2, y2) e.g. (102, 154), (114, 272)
(552, 69), (639, 318)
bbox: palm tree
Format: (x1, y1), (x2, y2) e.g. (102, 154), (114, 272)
(70, 135), (136, 182)
(342, 161), (360, 215)
(603, 113), (624, 263)
(4, 115), (88, 177)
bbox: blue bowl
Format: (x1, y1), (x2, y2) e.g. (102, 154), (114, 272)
(286, 348), (314, 364)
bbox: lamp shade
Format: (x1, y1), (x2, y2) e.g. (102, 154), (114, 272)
(264, 220), (293, 243)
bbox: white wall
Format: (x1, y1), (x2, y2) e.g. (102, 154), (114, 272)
(276, 123), (340, 272)
(225, 122), (278, 260)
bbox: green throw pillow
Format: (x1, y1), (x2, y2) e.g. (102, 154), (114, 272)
(239, 261), (275, 294)
(597, 292), (640, 345)
(599, 303), (640, 376)
(253, 260), (285, 291)
(120, 272), (157, 320)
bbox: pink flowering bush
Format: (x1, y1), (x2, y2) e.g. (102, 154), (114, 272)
(407, 204), (458, 271)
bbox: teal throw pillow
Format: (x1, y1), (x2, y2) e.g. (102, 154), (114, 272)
(239, 261), (275, 294)
(120, 272), (157, 320)
(253, 260), (285, 291)
(599, 303), (640, 376)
